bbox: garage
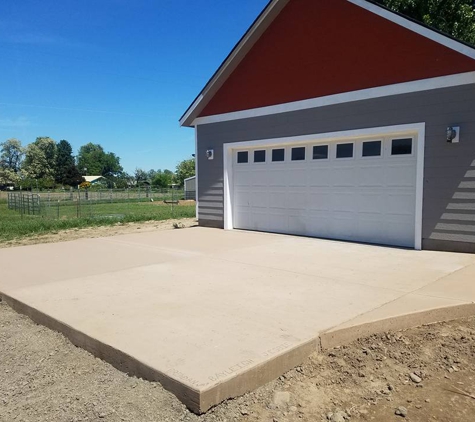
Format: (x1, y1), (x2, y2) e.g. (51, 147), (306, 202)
(181, 0), (475, 253)
(229, 129), (421, 248)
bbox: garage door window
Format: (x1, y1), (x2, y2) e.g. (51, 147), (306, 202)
(336, 143), (354, 159)
(237, 151), (248, 164)
(391, 138), (413, 156)
(313, 145), (328, 160)
(272, 148), (285, 162)
(254, 150), (266, 163)
(291, 147), (306, 161)
(362, 141), (382, 157)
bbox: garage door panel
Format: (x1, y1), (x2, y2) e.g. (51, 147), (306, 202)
(331, 192), (356, 211)
(269, 191), (287, 209)
(267, 214), (288, 232)
(268, 169), (288, 187)
(250, 211), (269, 231)
(358, 193), (385, 213)
(308, 169), (332, 187)
(250, 191), (269, 208)
(232, 133), (418, 248)
(331, 167), (357, 187)
(330, 215), (356, 240)
(288, 216), (306, 235)
(287, 192), (307, 209)
(287, 169), (307, 187)
(234, 191), (250, 207)
(385, 165), (417, 187)
(307, 193), (331, 211)
(357, 225), (386, 245)
(358, 166), (386, 187)
(387, 193), (416, 215)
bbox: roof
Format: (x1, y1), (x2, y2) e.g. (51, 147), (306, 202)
(84, 176), (105, 183)
(184, 176), (196, 182)
(180, 0), (475, 127)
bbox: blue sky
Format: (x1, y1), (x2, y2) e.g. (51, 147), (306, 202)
(0, 0), (269, 174)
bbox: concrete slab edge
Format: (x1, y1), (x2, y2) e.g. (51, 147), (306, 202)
(0, 292), (202, 414)
(319, 303), (475, 350)
(200, 337), (319, 413)
(0, 292), (321, 413)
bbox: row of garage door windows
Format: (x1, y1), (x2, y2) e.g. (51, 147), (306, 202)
(236, 138), (413, 164)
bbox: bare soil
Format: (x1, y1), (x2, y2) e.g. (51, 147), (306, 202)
(0, 218), (197, 249)
(1, 297), (474, 422)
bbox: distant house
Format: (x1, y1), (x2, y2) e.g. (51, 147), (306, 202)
(84, 176), (106, 185)
(184, 176), (196, 200)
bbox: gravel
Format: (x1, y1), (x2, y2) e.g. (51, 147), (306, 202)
(1, 299), (475, 422)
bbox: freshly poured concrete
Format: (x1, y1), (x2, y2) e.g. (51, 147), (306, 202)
(1, 227), (475, 413)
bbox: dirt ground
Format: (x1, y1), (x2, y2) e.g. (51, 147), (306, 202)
(1, 297), (474, 422)
(0, 218), (197, 249)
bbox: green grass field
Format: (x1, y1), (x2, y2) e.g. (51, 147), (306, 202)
(0, 197), (195, 243)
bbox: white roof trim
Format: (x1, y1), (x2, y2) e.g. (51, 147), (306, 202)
(192, 71), (475, 126)
(348, 0), (475, 60)
(184, 176), (196, 182)
(182, 0), (475, 127)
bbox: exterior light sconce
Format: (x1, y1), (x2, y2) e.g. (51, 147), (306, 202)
(206, 149), (214, 160)
(447, 126), (460, 143)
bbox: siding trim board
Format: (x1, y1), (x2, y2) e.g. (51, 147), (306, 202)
(222, 123), (426, 250)
(193, 72), (475, 127)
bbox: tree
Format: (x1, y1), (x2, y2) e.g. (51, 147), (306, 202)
(134, 168), (149, 186)
(175, 159), (195, 187)
(77, 143), (123, 177)
(23, 137), (57, 180)
(55, 140), (82, 186)
(375, 0), (475, 45)
(0, 168), (20, 187)
(0, 138), (24, 173)
(152, 169), (174, 188)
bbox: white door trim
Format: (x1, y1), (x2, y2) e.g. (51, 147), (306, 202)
(223, 123), (426, 250)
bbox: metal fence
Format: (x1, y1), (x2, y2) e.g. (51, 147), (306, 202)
(7, 192), (41, 216)
(6, 188), (194, 220)
(184, 190), (196, 200)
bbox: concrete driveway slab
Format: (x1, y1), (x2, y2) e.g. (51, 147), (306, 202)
(1, 227), (474, 413)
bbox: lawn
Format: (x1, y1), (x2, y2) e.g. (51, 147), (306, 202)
(0, 197), (196, 243)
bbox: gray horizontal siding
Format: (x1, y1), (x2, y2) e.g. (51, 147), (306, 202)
(197, 83), (475, 252)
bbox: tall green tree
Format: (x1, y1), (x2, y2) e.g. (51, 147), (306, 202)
(375, 0), (475, 45)
(23, 137), (57, 180)
(77, 143), (123, 177)
(175, 158), (195, 187)
(55, 140), (82, 185)
(152, 169), (174, 188)
(0, 138), (24, 173)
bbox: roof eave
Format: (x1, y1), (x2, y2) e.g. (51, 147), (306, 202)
(181, 0), (475, 128)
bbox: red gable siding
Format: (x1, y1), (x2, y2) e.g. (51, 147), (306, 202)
(199, 0), (475, 118)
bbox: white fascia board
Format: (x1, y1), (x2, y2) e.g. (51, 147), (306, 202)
(184, 176), (196, 182)
(193, 72), (475, 126)
(348, 0), (475, 60)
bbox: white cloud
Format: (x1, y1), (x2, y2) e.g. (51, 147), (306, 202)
(0, 116), (31, 128)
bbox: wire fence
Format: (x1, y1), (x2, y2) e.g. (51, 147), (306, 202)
(6, 188), (196, 220)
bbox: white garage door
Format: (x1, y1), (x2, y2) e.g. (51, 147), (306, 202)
(232, 135), (418, 248)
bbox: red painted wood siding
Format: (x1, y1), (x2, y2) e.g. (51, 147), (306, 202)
(199, 0), (475, 117)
